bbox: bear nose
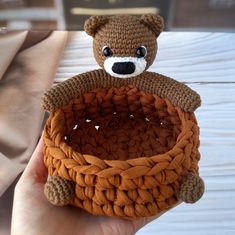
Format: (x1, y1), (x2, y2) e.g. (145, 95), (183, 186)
(112, 62), (135, 75)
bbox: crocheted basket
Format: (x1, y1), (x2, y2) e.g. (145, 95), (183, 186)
(43, 84), (200, 219)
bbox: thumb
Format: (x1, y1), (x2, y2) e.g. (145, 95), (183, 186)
(21, 137), (48, 183)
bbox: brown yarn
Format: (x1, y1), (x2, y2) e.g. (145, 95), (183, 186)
(84, 15), (109, 37)
(42, 14), (201, 114)
(42, 70), (201, 113)
(90, 15), (158, 70)
(44, 176), (75, 206)
(140, 14), (164, 37)
(177, 172), (205, 203)
(43, 85), (201, 218)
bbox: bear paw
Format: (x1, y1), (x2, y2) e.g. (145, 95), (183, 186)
(177, 172), (204, 203)
(44, 176), (75, 206)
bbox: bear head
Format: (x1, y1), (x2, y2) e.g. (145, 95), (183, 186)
(84, 14), (164, 78)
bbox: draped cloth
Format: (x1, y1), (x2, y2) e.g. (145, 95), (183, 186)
(0, 31), (68, 234)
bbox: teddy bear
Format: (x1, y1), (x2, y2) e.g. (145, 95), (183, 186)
(42, 14), (204, 219)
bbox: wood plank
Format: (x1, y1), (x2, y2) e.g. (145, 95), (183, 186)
(55, 32), (235, 83)
(192, 83), (235, 169)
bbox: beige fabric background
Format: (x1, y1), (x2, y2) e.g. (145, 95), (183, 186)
(0, 31), (68, 234)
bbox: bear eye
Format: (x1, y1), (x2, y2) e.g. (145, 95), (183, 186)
(102, 46), (113, 57)
(136, 46), (147, 58)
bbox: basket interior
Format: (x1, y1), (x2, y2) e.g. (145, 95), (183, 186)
(58, 85), (182, 161)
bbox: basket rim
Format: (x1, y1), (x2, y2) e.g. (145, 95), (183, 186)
(44, 95), (198, 165)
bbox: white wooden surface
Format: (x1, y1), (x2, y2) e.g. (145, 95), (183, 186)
(55, 32), (235, 235)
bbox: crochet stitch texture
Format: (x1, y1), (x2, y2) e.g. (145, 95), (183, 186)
(42, 14), (204, 219)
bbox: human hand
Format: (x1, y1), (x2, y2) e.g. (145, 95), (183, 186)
(11, 138), (157, 235)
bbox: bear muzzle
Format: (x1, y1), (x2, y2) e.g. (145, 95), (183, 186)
(103, 57), (147, 78)
(112, 62), (135, 75)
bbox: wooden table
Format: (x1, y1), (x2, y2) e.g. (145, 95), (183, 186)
(55, 32), (235, 235)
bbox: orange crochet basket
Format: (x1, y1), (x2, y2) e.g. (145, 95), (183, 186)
(43, 85), (200, 219)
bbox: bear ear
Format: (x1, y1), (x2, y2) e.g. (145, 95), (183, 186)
(84, 15), (109, 37)
(140, 14), (164, 38)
